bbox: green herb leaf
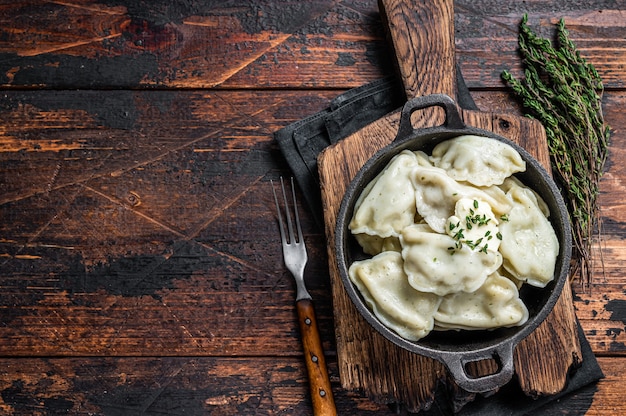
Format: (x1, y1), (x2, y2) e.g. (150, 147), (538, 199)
(501, 15), (610, 286)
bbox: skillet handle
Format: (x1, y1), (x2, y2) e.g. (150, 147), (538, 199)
(396, 94), (465, 141)
(440, 343), (515, 394)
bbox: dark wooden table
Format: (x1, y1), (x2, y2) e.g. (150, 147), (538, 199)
(1, 1), (625, 414)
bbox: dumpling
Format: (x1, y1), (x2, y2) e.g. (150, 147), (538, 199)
(499, 177), (550, 217)
(499, 266), (525, 290)
(348, 251), (442, 341)
(349, 150), (420, 238)
(411, 165), (511, 233)
(430, 135), (526, 186)
(400, 224), (502, 296)
(413, 150), (434, 167)
(434, 271), (529, 330)
(353, 233), (401, 256)
(498, 178), (559, 287)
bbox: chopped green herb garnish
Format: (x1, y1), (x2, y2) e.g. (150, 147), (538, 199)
(447, 209), (497, 255)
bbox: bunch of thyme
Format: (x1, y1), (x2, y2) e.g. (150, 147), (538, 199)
(501, 15), (610, 287)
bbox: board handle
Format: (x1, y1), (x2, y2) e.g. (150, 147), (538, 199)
(379, 0), (457, 100)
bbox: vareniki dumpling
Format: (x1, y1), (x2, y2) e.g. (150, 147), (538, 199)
(498, 178), (559, 287)
(349, 150), (420, 238)
(430, 135), (526, 186)
(400, 223), (502, 296)
(353, 233), (401, 256)
(348, 251), (442, 341)
(411, 164), (511, 233)
(434, 271), (529, 330)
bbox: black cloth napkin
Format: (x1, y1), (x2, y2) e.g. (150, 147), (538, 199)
(274, 71), (603, 415)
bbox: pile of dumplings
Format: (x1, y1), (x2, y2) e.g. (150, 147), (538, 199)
(348, 135), (559, 341)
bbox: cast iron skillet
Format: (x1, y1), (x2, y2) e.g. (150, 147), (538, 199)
(335, 94), (572, 393)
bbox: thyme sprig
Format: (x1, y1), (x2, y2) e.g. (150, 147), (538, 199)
(501, 15), (610, 286)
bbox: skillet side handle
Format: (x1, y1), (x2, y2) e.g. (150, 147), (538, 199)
(396, 94), (465, 141)
(441, 343), (515, 394)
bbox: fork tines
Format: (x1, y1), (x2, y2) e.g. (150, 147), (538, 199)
(271, 177), (303, 246)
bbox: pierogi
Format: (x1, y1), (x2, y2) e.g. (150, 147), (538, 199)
(349, 150), (420, 239)
(430, 134), (526, 186)
(347, 135), (559, 341)
(400, 223), (502, 296)
(348, 251), (442, 341)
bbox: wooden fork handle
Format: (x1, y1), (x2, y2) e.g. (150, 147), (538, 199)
(296, 299), (337, 416)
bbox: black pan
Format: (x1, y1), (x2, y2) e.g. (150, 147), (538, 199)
(335, 94), (572, 393)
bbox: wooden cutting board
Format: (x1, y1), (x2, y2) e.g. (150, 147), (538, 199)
(318, 0), (582, 412)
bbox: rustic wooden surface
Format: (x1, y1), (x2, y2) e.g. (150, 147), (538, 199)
(318, 0), (579, 410)
(1, 1), (625, 414)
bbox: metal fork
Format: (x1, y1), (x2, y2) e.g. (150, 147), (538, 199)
(271, 177), (337, 416)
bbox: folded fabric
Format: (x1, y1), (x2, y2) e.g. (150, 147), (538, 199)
(275, 76), (403, 227)
(274, 70), (603, 415)
(275, 69), (477, 228)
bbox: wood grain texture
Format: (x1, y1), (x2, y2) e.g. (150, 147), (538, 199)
(296, 299), (337, 415)
(1, 2), (624, 90)
(0, 90), (338, 357)
(0, 0), (625, 414)
(380, 0), (456, 98)
(0, 356), (623, 415)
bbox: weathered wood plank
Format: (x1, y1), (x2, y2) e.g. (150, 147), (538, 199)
(0, 199), (336, 356)
(0, 1), (624, 89)
(0, 356), (623, 415)
(1, 88), (626, 358)
(0, 0), (624, 414)
(0, 357), (350, 415)
(0, 89), (338, 356)
(0, 89), (336, 204)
